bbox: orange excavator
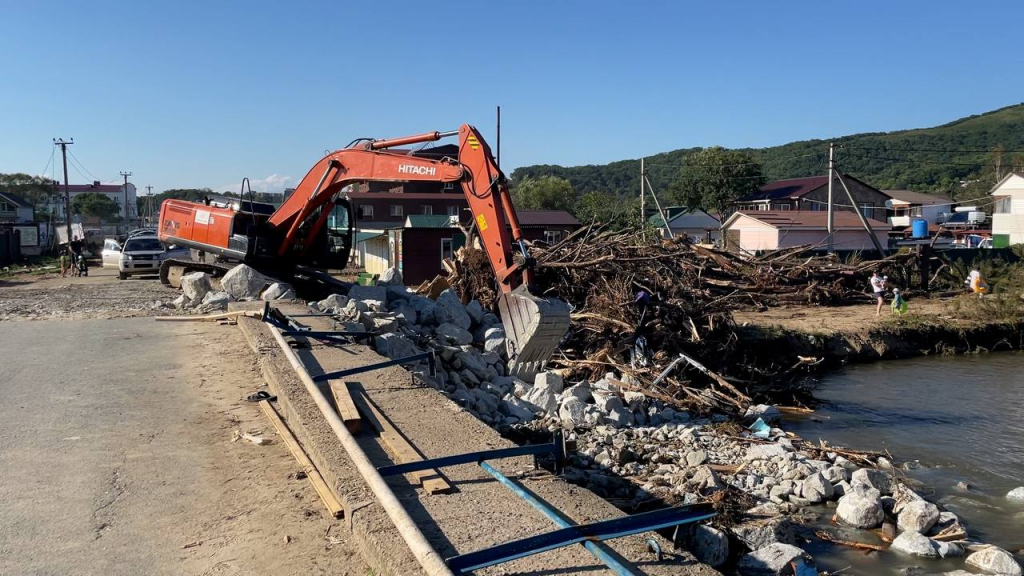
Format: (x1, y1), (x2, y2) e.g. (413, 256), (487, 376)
(158, 124), (570, 378)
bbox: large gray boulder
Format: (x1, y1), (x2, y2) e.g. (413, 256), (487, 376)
(348, 284), (387, 306)
(533, 371), (564, 394)
(498, 396), (535, 422)
(559, 397), (587, 428)
(1007, 486), (1024, 501)
(522, 387), (558, 414)
(465, 299), (484, 325)
(199, 290), (232, 311)
(436, 323), (473, 346)
(851, 467), (895, 495)
(689, 525), (729, 567)
(317, 293), (349, 312)
(744, 443), (789, 462)
(836, 493), (884, 529)
(736, 543), (814, 576)
(801, 472), (834, 504)
(221, 264), (273, 300)
(482, 327), (507, 355)
(965, 546), (1023, 576)
(180, 272), (213, 302)
(374, 333), (423, 359)
(377, 267), (403, 286)
(261, 282), (294, 301)
(744, 404), (782, 424)
(730, 517), (796, 551)
(890, 531), (939, 558)
(434, 289), (471, 330)
(897, 499), (940, 534)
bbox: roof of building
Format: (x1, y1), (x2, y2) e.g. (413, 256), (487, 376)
(405, 215), (458, 228)
(0, 191), (33, 208)
(738, 176), (830, 202)
(355, 231), (385, 243)
(64, 182), (123, 193)
(515, 210), (580, 227)
(347, 191), (466, 200)
(723, 210), (890, 230)
(883, 190), (953, 205)
(647, 207), (719, 228)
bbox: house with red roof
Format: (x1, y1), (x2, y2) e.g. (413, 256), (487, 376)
(733, 174), (891, 223)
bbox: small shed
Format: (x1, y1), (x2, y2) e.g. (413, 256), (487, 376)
(721, 210), (890, 254)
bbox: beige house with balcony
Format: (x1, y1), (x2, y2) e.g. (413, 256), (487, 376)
(991, 172), (1024, 247)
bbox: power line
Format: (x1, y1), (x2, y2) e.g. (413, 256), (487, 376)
(838, 153), (1005, 168)
(66, 147), (101, 182)
(842, 145), (1024, 155)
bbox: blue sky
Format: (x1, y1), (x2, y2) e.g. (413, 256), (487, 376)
(2, 1), (1022, 194)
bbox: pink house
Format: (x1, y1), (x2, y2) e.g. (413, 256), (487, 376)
(721, 210), (890, 253)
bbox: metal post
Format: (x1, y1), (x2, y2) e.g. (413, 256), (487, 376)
(827, 143), (834, 253)
(54, 138), (73, 243)
(639, 157), (645, 222)
(644, 174), (674, 239)
(835, 171), (885, 254)
(496, 105), (501, 171)
(120, 171), (132, 232)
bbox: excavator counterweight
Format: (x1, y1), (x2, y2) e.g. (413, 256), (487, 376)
(158, 123), (569, 379)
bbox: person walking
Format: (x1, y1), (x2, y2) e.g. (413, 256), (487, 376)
(870, 271), (887, 316)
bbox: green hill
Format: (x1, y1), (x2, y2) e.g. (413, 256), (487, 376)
(511, 103), (1024, 198)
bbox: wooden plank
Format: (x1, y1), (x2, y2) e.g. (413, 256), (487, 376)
(328, 380), (361, 434)
(349, 386), (452, 495)
(259, 400), (344, 518)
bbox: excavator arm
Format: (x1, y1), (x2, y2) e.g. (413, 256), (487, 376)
(269, 124), (569, 377)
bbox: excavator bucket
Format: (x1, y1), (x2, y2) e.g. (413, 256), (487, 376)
(498, 285), (571, 381)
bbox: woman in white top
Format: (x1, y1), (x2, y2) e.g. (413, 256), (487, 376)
(870, 271), (886, 316)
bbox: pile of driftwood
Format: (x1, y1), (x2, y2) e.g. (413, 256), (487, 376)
(439, 225), (912, 412)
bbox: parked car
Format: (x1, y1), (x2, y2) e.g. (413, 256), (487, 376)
(101, 237), (189, 280)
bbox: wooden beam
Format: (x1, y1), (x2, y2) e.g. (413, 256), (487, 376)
(350, 387), (452, 495)
(259, 400), (344, 518)
(328, 380), (361, 434)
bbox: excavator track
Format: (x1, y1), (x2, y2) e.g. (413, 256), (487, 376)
(159, 258), (235, 288)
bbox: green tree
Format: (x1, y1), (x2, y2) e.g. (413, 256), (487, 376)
(71, 192), (121, 220)
(669, 147), (766, 215)
(573, 191), (643, 230)
(0, 173), (57, 216)
(510, 176), (577, 211)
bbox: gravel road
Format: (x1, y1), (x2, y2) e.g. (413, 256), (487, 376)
(0, 272), (364, 575)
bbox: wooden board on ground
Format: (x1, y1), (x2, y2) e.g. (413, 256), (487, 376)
(259, 400), (344, 518)
(349, 386), (452, 495)
(328, 380), (361, 434)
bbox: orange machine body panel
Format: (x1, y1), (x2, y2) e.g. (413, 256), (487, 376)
(159, 199), (244, 258)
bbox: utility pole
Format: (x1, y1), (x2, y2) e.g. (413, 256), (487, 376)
(120, 171), (132, 232)
(639, 157), (645, 220)
(826, 143), (835, 253)
(145, 185), (154, 225)
(53, 138), (73, 243)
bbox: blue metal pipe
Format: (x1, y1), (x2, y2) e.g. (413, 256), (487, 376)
(377, 442), (558, 477)
(476, 461), (643, 576)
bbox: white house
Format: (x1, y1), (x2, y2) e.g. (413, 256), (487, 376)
(0, 191), (35, 223)
(648, 207), (721, 242)
(883, 190), (954, 227)
(721, 210), (891, 254)
(44, 181), (138, 221)
(990, 172), (1024, 247)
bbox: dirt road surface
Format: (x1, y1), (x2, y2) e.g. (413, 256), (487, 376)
(0, 272), (364, 575)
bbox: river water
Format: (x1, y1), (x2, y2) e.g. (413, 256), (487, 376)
(784, 352), (1024, 574)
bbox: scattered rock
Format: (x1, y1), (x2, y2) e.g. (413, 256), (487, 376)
(744, 404), (782, 424)
(377, 267), (403, 286)
(172, 294), (191, 310)
(434, 289), (471, 329)
(261, 282), (294, 301)
(836, 493), (884, 529)
(465, 299), (484, 324)
(730, 517), (795, 551)
(374, 333), (423, 359)
(744, 443), (788, 462)
(317, 294), (349, 312)
(522, 387), (558, 414)
(851, 467), (895, 495)
(965, 546), (1023, 576)
(689, 525), (729, 567)
(180, 271), (213, 301)
(533, 371), (564, 394)
(736, 543), (814, 576)
(558, 398), (587, 428)
(482, 327), (507, 355)
(890, 531), (939, 558)
(221, 264), (273, 300)
(1006, 487), (1024, 502)
(436, 323), (473, 346)
(348, 285), (387, 306)
(801, 472), (834, 504)
(199, 291), (232, 311)
(685, 450), (708, 467)
(897, 500), (940, 534)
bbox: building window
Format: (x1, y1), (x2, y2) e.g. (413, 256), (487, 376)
(390, 205), (403, 217)
(911, 206), (923, 217)
(544, 230), (563, 243)
(359, 204), (374, 218)
(422, 205), (433, 215)
(447, 205), (459, 217)
(0, 202), (10, 212)
(775, 203), (791, 211)
(441, 237), (454, 261)
(995, 196), (1011, 214)
(810, 202), (825, 212)
(858, 202), (874, 220)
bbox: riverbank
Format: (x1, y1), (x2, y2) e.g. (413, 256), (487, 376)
(733, 298), (1024, 394)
